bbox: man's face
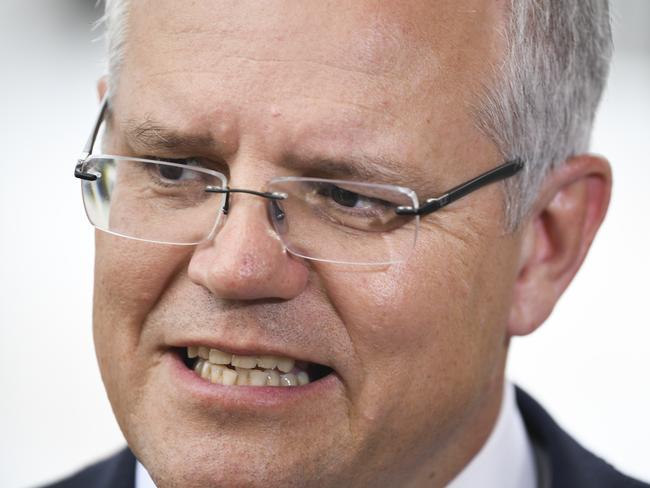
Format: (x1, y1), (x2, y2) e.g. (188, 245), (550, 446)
(94, 1), (522, 486)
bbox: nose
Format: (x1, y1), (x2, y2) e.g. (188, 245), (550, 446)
(187, 195), (309, 301)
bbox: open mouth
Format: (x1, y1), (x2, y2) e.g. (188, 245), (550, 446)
(177, 346), (333, 387)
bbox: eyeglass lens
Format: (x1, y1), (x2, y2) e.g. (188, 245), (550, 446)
(266, 179), (418, 264)
(81, 157), (227, 245)
(80, 158), (419, 263)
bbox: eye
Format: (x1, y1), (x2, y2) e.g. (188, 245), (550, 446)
(158, 164), (185, 180)
(329, 186), (360, 208)
(315, 183), (394, 213)
(151, 158), (204, 182)
(317, 184), (369, 208)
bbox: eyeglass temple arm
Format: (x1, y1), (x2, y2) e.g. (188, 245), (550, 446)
(395, 159), (524, 216)
(75, 96), (109, 181)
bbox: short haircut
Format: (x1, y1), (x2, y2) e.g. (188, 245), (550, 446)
(100, 0), (613, 228)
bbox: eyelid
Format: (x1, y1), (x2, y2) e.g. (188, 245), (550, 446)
(144, 155), (228, 172)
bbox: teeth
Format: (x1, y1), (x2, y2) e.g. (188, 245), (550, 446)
(198, 346), (210, 360)
(235, 368), (250, 385)
(194, 359), (205, 374)
(264, 369), (280, 386)
(277, 357), (295, 373)
(209, 348), (231, 365)
(280, 373), (297, 386)
(265, 369), (280, 386)
(257, 355), (278, 369)
(201, 361), (212, 380)
(187, 346), (317, 387)
(249, 370), (268, 386)
(210, 365), (225, 384)
(221, 367), (237, 385)
(232, 355), (257, 369)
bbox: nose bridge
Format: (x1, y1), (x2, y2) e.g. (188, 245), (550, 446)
(218, 191), (278, 244)
(217, 187), (280, 217)
(188, 188), (308, 301)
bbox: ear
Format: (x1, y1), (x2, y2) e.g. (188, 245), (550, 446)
(507, 155), (612, 336)
(97, 76), (109, 101)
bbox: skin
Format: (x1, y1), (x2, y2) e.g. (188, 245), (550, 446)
(92, 1), (612, 487)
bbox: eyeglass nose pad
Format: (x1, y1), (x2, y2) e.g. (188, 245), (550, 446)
(198, 188), (228, 242)
(267, 198), (288, 236)
(221, 190), (231, 215)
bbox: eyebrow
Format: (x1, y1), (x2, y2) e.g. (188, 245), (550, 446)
(118, 117), (421, 188)
(282, 154), (416, 187)
(121, 118), (217, 153)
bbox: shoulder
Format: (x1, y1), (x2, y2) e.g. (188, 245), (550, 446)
(515, 387), (649, 488)
(39, 448), (136, 488)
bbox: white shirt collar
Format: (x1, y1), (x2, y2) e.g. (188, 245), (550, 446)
(135, 382), (536, 488)
(447, 381), (537, 488)
(135, 459), (156, 488)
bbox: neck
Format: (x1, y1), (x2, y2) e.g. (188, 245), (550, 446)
(404, 373), (506, 488)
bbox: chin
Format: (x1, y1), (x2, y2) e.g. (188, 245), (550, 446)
(131, 431), (348, 488)
(114, 388), (351, 488)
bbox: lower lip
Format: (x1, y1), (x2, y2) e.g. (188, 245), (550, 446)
(164, 350), (341, 411)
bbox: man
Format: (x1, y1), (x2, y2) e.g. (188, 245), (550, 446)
(46, 0), (647, 487)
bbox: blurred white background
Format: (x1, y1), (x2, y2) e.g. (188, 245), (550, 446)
(0, 1), (648, 486)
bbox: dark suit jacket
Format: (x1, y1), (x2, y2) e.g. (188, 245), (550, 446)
(42, 388), (649, 488)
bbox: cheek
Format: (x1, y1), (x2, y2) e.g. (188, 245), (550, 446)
(322, 231), (516, 417)
(327, 256), (474, 360)
(93, 233), (191, 396)
(94, 232), (192, 319)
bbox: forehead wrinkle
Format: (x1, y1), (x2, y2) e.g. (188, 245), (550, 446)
(217, 54), (403, 84)
(121, 1), (505, 189)
(129, 0), (440, 84)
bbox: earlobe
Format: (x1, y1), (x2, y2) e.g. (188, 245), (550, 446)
(507, 155), (612, 337)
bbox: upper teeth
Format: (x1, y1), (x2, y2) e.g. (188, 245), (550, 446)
(189, 346), (296, 372)
(187, 346), (308, 387)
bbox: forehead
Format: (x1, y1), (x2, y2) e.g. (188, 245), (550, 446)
(117, 0), (504, 178)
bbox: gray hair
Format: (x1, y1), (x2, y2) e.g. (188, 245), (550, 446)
(101, 0), (130, 100)
(101, 0), (612, 229)
(477, 1), (612, 228)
